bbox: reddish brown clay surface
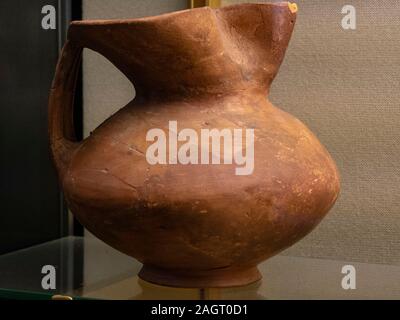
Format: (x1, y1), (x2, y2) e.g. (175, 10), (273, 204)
(49, 3), (340, 288)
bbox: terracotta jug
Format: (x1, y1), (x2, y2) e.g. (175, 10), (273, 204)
(49, 2), (340, 288)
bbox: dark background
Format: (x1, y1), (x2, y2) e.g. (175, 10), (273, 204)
(0, 0), (82, 255)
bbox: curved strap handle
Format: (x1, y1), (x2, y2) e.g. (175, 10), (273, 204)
(49, 39), (83, 180)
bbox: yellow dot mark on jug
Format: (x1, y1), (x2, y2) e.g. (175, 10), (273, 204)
(288, 2), (298, 13)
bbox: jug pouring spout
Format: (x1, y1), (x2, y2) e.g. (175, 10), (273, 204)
(215, 2), (298, 93)
(65, 2), (298, 97)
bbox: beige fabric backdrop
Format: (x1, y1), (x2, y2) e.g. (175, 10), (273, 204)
(82, 0), (400, 266)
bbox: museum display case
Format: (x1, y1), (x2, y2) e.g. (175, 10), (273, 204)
(1, 0), (399, 302)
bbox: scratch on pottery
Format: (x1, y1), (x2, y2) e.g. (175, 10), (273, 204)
(93, 169), (139, 192)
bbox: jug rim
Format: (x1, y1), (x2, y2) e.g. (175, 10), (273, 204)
(71, 2), (297, 26)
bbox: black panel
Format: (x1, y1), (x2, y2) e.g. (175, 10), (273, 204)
(0, 0), (83, 254)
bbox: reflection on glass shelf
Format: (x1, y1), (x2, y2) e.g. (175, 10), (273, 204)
(0, 236), (399, 300)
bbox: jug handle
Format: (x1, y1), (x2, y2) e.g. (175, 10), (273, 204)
(48, 39), (84, 180)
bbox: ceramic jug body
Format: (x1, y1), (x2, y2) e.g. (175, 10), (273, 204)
(49, 3), (340, 288)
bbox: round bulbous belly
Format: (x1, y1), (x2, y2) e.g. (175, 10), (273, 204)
(62, 95), (340, 270)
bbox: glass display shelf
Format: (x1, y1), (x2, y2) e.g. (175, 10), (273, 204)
(0, 236), (399, 300)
